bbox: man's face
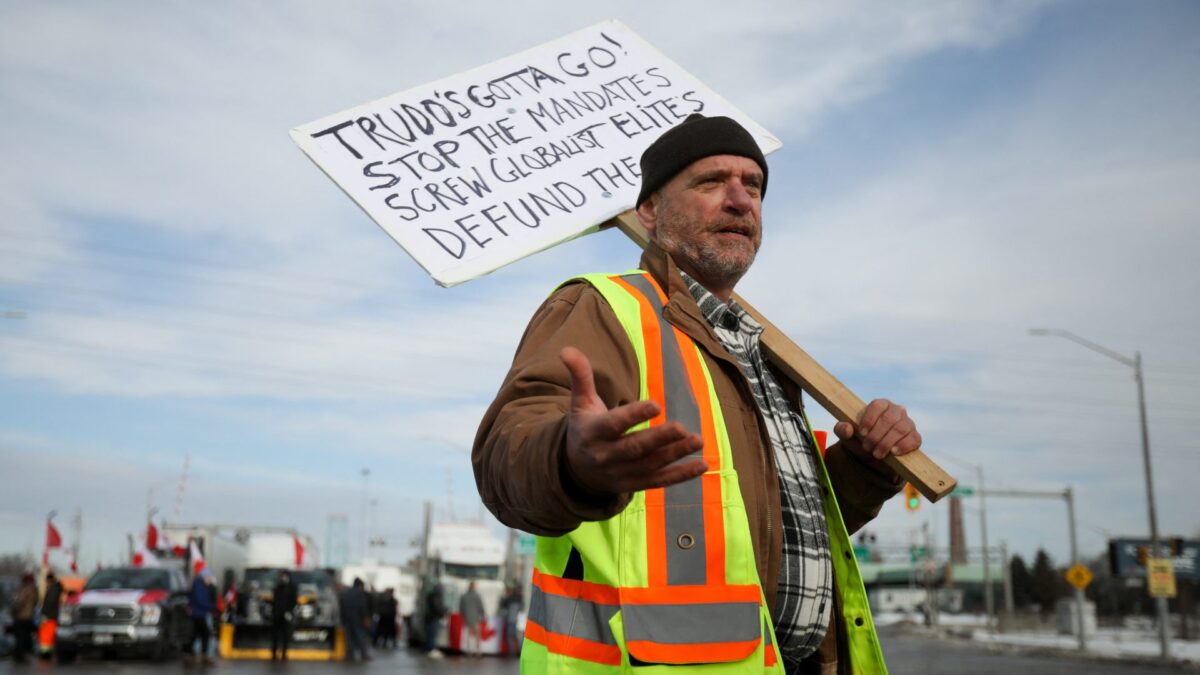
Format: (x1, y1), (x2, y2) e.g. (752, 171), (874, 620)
(639, 154), (763, 299)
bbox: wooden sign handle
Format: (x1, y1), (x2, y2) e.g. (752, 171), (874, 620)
(606, 211), (957, 501)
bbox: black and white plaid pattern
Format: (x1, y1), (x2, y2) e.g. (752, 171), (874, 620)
(680, 273), (832, 669)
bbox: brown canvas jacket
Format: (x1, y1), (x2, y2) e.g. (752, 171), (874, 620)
(473, 240), (902, 673)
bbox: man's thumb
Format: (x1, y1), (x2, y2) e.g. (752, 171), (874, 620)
(561, 347), (599, 411)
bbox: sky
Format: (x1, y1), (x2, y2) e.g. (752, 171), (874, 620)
(1, 0), (1197, 573)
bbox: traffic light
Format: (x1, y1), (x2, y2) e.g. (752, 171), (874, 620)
(904, 482), (921, 512)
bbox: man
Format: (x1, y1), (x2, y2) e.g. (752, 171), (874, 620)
(9, 574), (37, 663)
(340, 578), (372, 662)
(422, 580), (446, 658)
(374, 588), (398, 649)
(270, 571), (297, 662)
(474, 113), (922, 674)
(498, 583), (522, 658)
(458, 581), (486, 658)
(187, 570), (216, 665)
(38, 571), (63, 659)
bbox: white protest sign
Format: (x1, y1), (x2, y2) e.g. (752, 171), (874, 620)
(291, 19), (781, 287)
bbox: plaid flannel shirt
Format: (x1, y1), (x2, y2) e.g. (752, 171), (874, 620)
(681, 272), (832, 670)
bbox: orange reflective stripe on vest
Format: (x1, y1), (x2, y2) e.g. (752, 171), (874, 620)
(613, 273), (727, 588)
(526, 569), (621, 665)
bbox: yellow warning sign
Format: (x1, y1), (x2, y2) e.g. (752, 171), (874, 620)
(1065, 563), (1093, 590)
(1147, 558), (1177, 598)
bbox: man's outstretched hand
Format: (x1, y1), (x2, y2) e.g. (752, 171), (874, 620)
(560, 347), (707, 497)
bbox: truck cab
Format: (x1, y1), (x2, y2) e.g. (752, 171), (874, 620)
(56, 567), (192, 661)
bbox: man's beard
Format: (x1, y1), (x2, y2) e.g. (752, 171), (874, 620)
(657, 209), (758, 291)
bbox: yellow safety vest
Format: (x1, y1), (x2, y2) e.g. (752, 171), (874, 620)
(522, 271), (886, 674)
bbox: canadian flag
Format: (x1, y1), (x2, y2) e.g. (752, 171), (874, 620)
(189, 539), (206, 575)
(46, 521), (63, 549)
(43, 519), (64, 567)
(146, 521), (159, 550)
(68, 549), (79, 574)
(293, 534), (312, 569)
(133, 538), (160, 568)
(161, 528), (186, 558)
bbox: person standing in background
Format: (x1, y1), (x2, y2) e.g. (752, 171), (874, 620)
(186, 570), (215, 665)
(458, 581), (485, 658)
(340, 578), (372, 662)
(498, 583), (523, 658)
(38, 571), (63, 659)
(9, 574), (38, 663)
(270, 571), (297, 662)
(423, 580), (446, 658)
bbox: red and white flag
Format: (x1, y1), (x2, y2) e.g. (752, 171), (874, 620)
(45, 521), (63, 549)
(293, 534), (313, 569)
(43, 518), (64, 567)
(133, 538), (160, 568)
(189, 539), (206, 574)
(146, 521), (159, 550)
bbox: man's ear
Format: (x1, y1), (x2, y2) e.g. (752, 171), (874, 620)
(636, 195), (658, 236)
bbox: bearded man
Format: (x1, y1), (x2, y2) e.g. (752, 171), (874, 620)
(474, 113), (921, 674)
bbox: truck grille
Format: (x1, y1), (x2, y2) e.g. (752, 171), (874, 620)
(78, 606), (137, 624)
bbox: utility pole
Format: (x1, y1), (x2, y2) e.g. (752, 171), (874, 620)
(359, 468), (371, 561)
(1030, 329), (1169, 658)
(1001, 541), (1015, 630)
(979, 466), (993, 633)
(982, 487), (1087, 651)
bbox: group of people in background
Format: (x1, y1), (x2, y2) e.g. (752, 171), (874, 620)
(7, 568), (526, 664)
(6, 571), (62, 664)
(420, 580), (523, 659)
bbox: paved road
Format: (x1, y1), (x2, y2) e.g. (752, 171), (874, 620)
(3, 628), (1192, 674)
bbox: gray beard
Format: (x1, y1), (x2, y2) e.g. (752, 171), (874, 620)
(658, 213), (757, 291)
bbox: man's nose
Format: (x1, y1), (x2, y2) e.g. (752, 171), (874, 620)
(724, 181), (755, 214)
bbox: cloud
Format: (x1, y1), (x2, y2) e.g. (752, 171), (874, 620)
(2, 1), (1195, 565)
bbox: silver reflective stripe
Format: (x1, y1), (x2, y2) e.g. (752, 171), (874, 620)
(621, 273), (707, 587)
(623, 601), (761, 645)
(528, 585), (619, 646)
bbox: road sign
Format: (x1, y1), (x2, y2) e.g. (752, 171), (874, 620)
(853, 544), (871, 563)
(1065, 563), (1093, 590)
(517, 533), (537, 555)
(1147, 558), (1177, 598)
(950, 486), (975, 497)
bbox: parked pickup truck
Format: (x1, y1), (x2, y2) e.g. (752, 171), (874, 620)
(56, 567), (192, 661)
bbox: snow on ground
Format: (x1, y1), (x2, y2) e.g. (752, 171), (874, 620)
(874, 610), (1200, 664)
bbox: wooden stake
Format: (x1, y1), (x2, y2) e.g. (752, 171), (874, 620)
(608, 210), (957, 501)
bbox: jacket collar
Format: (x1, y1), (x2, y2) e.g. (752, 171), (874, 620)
(638, 240), (743, 372)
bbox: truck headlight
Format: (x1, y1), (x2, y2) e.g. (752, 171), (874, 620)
(140, 604), (162, 625)
(59, 605), (74, 626)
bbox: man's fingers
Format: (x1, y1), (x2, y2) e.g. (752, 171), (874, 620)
(857, 399), (891, 438)
(594, 399), (661, 439)
(640, 458), (708, 491)
(833, 421), (854, 440)
(616, 423), (703, 464)
(561, 347), (601, 413)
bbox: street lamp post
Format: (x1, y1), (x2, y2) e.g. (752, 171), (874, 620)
(1029, 328), (1170, 659)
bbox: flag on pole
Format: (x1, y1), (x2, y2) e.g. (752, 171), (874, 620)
(293, 534), (312, 569)
(189, 539), (206, 575)
(132, 538), (160, 568)
(146, 521), (159, 550)
(45, 521), (63, 549)
(43, 517), (63, 568)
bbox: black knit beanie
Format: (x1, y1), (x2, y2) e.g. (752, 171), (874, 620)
(636, 113), (768, 207)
